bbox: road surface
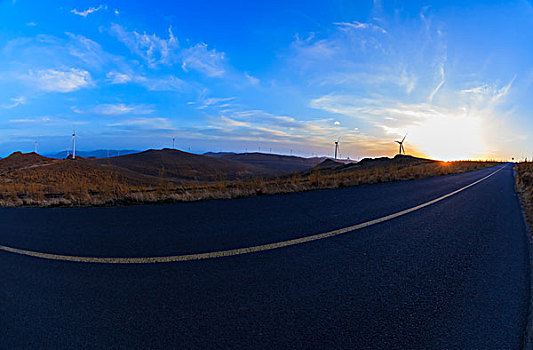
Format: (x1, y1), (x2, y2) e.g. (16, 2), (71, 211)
(0, 164), (529, 349)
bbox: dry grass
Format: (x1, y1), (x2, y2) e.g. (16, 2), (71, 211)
(515, 162), (533, 228)
(0, 159), (499, 207)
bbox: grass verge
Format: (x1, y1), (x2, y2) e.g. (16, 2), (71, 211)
(0, 160), (499, 207)
(515, 162), (533, 229)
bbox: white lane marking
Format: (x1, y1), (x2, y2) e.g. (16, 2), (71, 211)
(0, 165), (506, 264)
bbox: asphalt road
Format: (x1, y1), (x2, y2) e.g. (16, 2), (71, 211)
(0, 164), (529, 349)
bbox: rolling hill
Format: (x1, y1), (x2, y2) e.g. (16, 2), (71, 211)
(0, 152), (55, 174)
(92, 149), (278, 182)
(204, 152), (325, 174)
(307, 154), (436, 173)
(46, 149), (139, 159)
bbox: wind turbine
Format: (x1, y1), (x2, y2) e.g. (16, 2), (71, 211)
(71, 126), (78, 159)
(334, 137), (341, 161)
(34, 140), (38, 154)
(395, 134), (407, 155)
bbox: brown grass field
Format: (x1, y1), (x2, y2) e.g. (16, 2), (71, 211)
(0, 152), (500, 207)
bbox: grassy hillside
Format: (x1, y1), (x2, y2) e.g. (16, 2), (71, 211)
(95, 149), (277, 181)
(204, 152), (325, 174)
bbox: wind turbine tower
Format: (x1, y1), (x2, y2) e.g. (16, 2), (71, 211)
(334, 137), (341, 161)
(72, 127), (77, 160)
(34, 140), (38, 154)
(395, 134), (407, 155)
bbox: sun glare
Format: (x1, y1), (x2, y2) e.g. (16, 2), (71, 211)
(409, 114), (486, 161)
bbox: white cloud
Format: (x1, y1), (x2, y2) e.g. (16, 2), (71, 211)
(3, 96), (26, 109)
(105, 71), (187, 91)
(9, 119), (35, 123)
(428, 64), (445, 103)
(220, 116), (250, 127)
(141, 75), (187, 91)
(109, 24), (231, 79)
(460, 75), (516, 105)
(245, 72), (260, 85)
(106, 71), (132, 84)
(28, 68), (92, 92)
(65, 33), (112, 68)
(94, 103), (155, 115)
(196, 97), (236, 110)
(335, 21), (387, 34)
(26, 22), (37, 27)
(9, 117), (50, 123)
(110, 23), (179, 66)
(71, 5), (106, 17)
(107, 117), (172, 130)
(182, 43), (226, 77)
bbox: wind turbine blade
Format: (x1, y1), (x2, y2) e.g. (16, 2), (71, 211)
(395, 141), (401, 144)
(401, 134), (407, 143)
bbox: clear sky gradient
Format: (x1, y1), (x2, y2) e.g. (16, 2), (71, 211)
(0, 0), (531, 160)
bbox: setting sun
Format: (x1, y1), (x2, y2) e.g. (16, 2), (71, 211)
(408, 113), (486, 161)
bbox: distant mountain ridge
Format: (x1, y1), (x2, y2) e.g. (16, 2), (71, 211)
(93, 148), (278, 182)
(204, 152), (326, 174)
(45, 149), (139, 159)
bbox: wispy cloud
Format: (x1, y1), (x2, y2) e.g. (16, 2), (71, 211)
(9, 116), (50, 124)
(64, 33), (114, 69)
(109, 24), (230, 79)
(460, 75), (516, 105)
(105, 71), (187, 91)
(106, 71), (131, 84)
(110, 23), (179, 66)
(220, 116), (250, 127)
(244, 72), (260, 85)
(334, 21), (387, 34)
(428, 64), (445, 103)
(196, 96), (236, 110)
(107, 117), (172, 130)
(26, 68), (92, 92)
(94, 103), (155, 115)
(71, 5), (107, 17)
(139, 75), (187, 91)
(182, 43), (226, 77)
(3, 96), (26, 109)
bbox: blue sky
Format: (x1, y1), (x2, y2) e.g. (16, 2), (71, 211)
(0, 0), (532, 160)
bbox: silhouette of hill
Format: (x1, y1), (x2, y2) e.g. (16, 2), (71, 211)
(204, 152), (325, 174)
(355, 154), (436, 169)
(93, 149), (278, 182)
(304, 154), (437, 176)
(46, 149), (139, 159)
(0, 152), (55, 173)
